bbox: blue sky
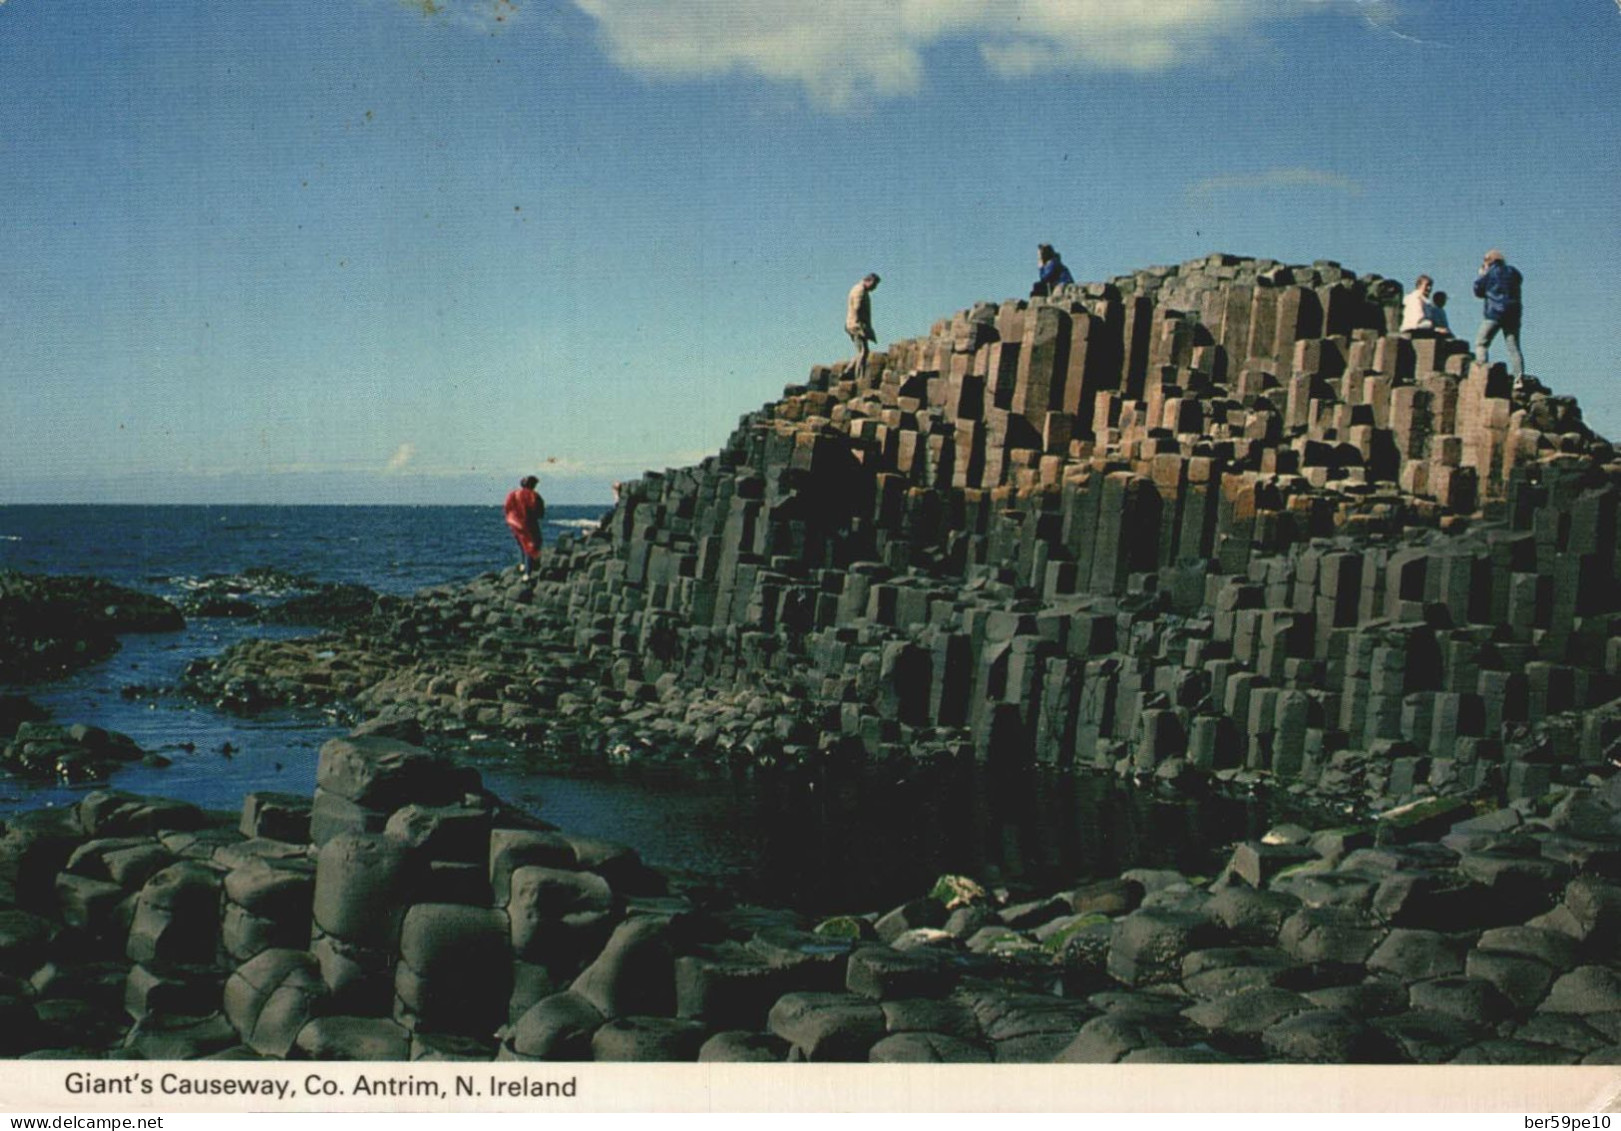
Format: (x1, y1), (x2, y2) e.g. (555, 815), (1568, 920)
(2, 0), (1617, 504)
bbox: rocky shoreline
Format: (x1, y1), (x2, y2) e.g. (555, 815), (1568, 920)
(0, 572), (184, 683)
(0, 734), (1618, 1063)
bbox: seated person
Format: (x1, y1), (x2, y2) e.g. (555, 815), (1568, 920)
(1031, 243), (1075, 298)
(1400, 274), (1445, 334)
(1429, 290), (1452, 336)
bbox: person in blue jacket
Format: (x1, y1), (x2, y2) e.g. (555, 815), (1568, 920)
(1472, 248), (1525, 380)
(1031, 244), (1075, 298)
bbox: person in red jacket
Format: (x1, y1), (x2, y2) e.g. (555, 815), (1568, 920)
(504, 475), (546, 577)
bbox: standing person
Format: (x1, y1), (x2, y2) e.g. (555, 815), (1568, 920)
(1031, 243), (1075, 298)
(1473, 248), (1525, 379)
(504, 475), (546, 578)
(846, 273), (880, 382)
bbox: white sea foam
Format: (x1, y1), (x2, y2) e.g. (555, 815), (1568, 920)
(554, 518), (602, 531)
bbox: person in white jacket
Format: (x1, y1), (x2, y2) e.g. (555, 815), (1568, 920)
(1400, 274), (1447, 334)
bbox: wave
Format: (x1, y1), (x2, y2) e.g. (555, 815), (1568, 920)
(552, 518), (602, 531)
(0, 535), (21, 542)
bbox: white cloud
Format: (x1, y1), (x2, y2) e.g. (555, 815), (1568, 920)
(568, 0), (1343, 108)
(384, 442), (417, 473)
(1188, 166), (1366, 199)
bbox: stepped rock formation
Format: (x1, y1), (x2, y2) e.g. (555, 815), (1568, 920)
(284, 252), (1616, 806)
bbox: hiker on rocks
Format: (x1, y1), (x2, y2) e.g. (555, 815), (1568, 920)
(1473, 248), (1525, 379)
(1031, 243), (1075, 298)
(1400, 274), (1448, 335)
(846, 273), (880, 382)
(503, 475), (546, 578)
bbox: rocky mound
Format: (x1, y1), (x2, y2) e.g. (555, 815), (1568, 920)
(0, 573), (184, 682)
(186, 254), (1619, 820)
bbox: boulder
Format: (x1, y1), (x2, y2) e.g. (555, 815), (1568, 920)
(506, 991), (603, 1060)
(844, 945), (954, 1001)
(766, 992), (886, 1061)
(589, 1016), (708, 1062)
(868, 1031), (992, 1063)
(1107, 909), (1221, 987)
(222, 949), (328, 1058)
(125, 862), (222, 967)
(295, 1016), (412, 1060)
(311, 833), (411, 950)
(489, 829), (576, 906)
(674, 945), (786, 1030)
(1262, 1009), (1401, 1063)
(507, 866), (616, 963)
(314, 736), (472, 813)
(239, 793), (311, 843)
(697, 1031), (788, 1062)
(570, 916), (676, 1019)
(394, 904), (512, 1036)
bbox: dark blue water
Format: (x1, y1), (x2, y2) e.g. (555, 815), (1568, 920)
(0, 504), (602, 598)
(0, 505), (1278, 913)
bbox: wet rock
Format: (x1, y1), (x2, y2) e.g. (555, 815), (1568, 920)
(1513, 1013), (1613, 1056)
(311, 932), (394, 1015)
(1066, 878), (1144, 917)
(3, 722), (147, 782)
(1452, 1039), (1582, 1065)
(1228, 841), (1318, 888)
(0, 910), (57, 978)
(0, 573), (183, 681)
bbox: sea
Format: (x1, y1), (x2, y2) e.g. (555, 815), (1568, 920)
(0, 504), (1291, 913)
